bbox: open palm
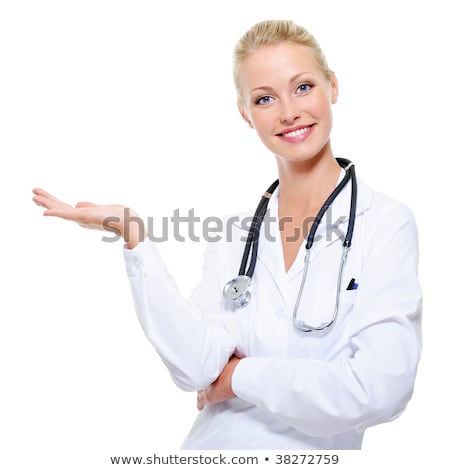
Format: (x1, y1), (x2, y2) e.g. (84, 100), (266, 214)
(32, 188), (144, 247)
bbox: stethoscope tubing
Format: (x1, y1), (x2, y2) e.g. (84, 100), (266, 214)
(293, 244), (349, 332)
(238, 179), (280, 277)
(224, 158), (358, 333)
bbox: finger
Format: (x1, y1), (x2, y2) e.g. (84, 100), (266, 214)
(32, 191), (64, 206)
(32, 194), (56, 209)
(32, 188), (61, 203)
(75, 201), (96, 208)
(43, 207), (77, 220)
(197, 391), (206, 411)
(32, 196), (47, 208)
(32, 194), (71, 213)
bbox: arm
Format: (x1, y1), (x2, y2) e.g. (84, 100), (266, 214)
(32, 188), (236, 392)
(202, 202), (422, 437)
(124, 238), (236, 391)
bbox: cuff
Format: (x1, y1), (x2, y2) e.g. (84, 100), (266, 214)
(123, 237), (165, 279)
(231, 357), (272, 407)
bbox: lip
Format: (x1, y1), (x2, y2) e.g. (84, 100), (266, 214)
(276, 123), (315, 143)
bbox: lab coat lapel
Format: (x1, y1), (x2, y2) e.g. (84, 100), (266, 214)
(255, 189), (288, 306)
(284, 176), (373, 284)
(229, 186), (287, 307)
(248, 174), (373, 303)
(318, 176), (373, 248)
(254, 174), (349, 292)
(229, 191), (286, 305)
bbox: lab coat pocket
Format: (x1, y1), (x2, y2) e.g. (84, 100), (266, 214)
(293, 285), (357, 331)
(302, 288), (359, 360)
(338, 288), (359, 316)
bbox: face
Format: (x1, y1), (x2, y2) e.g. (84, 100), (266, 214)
(238, 43), (338, 163)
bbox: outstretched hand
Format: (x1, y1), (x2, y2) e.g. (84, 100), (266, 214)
(32, 188), (146, 248)
(197, 356), (241, 411)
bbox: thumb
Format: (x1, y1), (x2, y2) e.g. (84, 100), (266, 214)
(197, 390), (207, 411)
(75, 201), (96, 208)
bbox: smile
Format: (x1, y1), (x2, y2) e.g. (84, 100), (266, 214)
(282, 126), (312, 137)
(277, 124), (315, 143)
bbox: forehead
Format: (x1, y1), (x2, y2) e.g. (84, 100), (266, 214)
(239, 43), (323, 90)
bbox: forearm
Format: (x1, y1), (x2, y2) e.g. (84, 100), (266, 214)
(124, 239), (236, 391)
(231, 204), (422, 438)
(232, 320), (420, 437)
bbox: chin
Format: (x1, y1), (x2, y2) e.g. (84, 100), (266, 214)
(275, 148), (328, 164)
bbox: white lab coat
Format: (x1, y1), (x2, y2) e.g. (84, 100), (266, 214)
(123, 172), (422, 450)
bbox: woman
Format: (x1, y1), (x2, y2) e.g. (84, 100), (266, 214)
(32, 20), (422, 449)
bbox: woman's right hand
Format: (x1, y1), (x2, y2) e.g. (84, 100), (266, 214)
(32, 188), (147, 249)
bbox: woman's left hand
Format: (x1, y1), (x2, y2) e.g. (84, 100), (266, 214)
(197, 356), (241, 411)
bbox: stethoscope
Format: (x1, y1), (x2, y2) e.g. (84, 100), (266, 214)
(223, 158), (357, 333)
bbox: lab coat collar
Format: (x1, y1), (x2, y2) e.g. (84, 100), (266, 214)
(248, 169), (373, 304)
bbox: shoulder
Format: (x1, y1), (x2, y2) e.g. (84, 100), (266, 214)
(358, 178), (417, 226)
(211, 209), (254, 244)
(357, 178), (419, 252)
(201, 209), (252, 254)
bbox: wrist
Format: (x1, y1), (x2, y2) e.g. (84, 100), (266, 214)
(228, 356), (241, 397)
(121, 208), (147, 248)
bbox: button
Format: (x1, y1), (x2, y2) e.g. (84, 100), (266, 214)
(130, 257), (140, 267)
(274, 308), (284, 318)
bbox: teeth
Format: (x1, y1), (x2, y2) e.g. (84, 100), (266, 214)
(283, 126), (312, 137)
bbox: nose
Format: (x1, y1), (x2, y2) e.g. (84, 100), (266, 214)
(279, 98), (300, 124)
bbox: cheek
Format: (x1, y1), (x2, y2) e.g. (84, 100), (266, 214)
(310, 93), (332, 117)
(311, 101), (334, 134)
(250, 112), (273, 136)
(254, 127), (272, 147)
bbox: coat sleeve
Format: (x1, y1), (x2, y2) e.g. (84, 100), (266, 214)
(231, 201), (422, 437)
(123, 238), (236, 392)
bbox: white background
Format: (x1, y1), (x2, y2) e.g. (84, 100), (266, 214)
(1, 0), (448, 468)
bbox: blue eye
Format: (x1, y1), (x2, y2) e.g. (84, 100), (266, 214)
(297, 83), (312, 94)
(255, 95), (273, 105)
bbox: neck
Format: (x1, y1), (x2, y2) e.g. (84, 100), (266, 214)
(275, 149), (341, 214)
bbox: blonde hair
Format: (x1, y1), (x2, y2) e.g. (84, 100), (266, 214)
(233, 20), (332, 104)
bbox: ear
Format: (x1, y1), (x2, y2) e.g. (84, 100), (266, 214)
(238, 103), (254, 129)
(330, 72), (339, 104)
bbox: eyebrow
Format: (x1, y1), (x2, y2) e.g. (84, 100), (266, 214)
(250, 72), (312, 94)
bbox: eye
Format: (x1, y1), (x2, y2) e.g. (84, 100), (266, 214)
(255, 95), (274, 105)
(296, 83), (313, 94)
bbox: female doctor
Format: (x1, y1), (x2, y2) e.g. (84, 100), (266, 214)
(32, 20), (422, 450)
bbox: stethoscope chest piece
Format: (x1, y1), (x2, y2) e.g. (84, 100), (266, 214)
(223, 275), (251, 308)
